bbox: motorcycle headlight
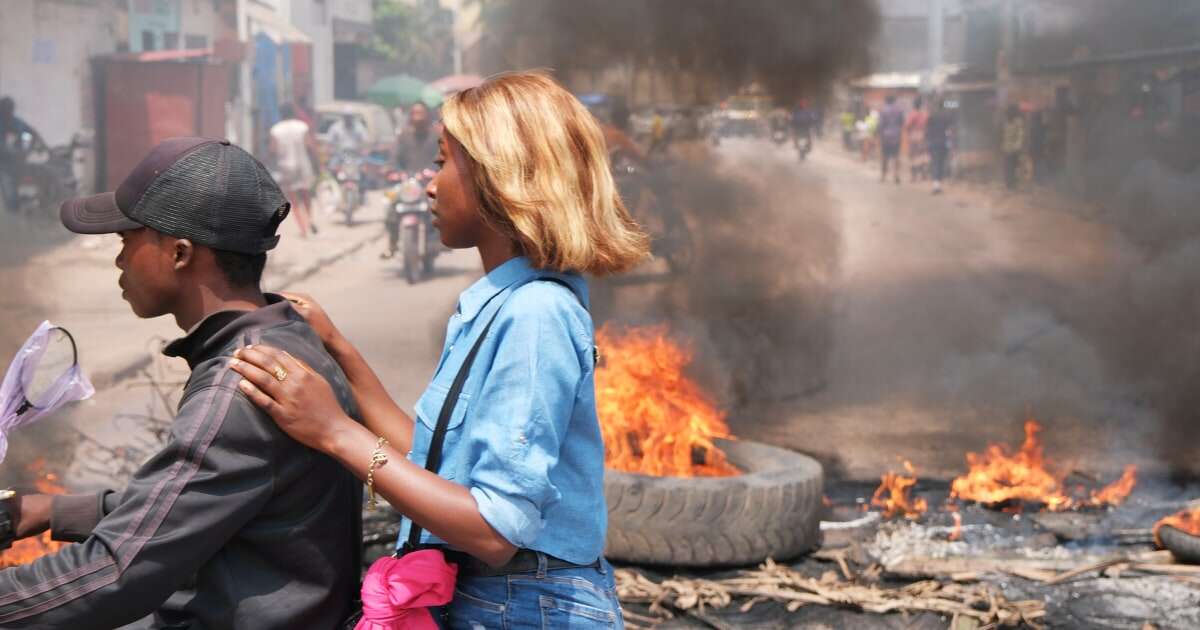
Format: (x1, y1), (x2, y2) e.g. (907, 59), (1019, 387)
(399, 179), (424, 204)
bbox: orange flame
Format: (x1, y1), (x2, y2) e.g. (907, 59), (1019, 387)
(595, 325), (739, 477)
(950, 420), (1137, 511)
(0, 459), (68, 568)
(1154, 505), (1200, 548)
(871, 460), (928, 519)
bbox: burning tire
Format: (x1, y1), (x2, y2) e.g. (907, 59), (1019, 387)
(604, 438), (823, 567)
(1158, 525), (1200, 565)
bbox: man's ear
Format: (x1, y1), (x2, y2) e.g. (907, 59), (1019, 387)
(172, 238), (195, 270)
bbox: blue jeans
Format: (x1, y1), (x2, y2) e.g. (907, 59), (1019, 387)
(440, 555), (624, 629)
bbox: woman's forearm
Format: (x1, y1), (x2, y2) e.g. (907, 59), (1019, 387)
(325, 423), (518, 567)
(325, 333), (415, 453)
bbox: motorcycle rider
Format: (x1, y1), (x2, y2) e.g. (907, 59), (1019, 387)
(328, 113), (367, 156)
(791, 99), (815, 158)
(0, 97), (46, 212)
(383, 102), (438, 259)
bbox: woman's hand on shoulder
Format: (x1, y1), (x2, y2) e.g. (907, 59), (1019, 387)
(281, 291), (342, 349)
(230, 344), (356, 453)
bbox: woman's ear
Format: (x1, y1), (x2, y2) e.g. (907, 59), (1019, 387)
(172, 238), (195, 271)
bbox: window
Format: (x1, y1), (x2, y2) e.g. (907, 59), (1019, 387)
(185, 34), (208, 50)
(163, 32), (180, 49)
(142, 31), (157, 51)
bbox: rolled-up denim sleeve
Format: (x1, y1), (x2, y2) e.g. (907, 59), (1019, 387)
(465, 288), (584, 548)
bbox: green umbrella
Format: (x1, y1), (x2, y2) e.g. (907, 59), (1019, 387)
(365, 74), (444, 109)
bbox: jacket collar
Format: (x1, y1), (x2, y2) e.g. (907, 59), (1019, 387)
(457, 256), (588, 322)
(163, 293), (297, 369)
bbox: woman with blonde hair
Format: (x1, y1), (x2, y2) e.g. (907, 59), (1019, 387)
(231, 71), (648, 628)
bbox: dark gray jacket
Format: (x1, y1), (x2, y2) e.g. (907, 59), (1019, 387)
(0, 296), (361, 629)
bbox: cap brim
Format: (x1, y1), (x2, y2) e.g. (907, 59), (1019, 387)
(60, 192), (143, 234)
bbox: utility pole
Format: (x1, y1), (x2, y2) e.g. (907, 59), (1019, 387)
(928, 0), (944, 86)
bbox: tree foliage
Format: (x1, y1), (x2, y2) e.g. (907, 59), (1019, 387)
(367, 0), (454, 80)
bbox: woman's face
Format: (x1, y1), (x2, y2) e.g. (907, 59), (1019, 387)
(428, 130), (486, 249)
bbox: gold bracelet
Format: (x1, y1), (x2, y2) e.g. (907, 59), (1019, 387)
(366, 436), (389, 511)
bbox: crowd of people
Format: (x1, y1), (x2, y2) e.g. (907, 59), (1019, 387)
(839, 93), (1069, 195)
(841, 95), (956, 194)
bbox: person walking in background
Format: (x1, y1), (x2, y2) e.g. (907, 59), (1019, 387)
(878, 95), (905, 184)
(903, 95), (929, 182)
(858, 109), (879, 162)
(1028, 109), (1048, 184)
(926, 98), (954, 195)
(1002, 104), (1026, 191)
(270, 103), (320, 237)
(840, 109), (856, 151)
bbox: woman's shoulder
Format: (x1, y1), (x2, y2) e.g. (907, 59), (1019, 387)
(499, 277), (590, 331)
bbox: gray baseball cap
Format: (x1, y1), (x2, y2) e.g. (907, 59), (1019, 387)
(60, 137), (290, 254)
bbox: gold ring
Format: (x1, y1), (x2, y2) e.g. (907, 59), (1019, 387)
(273, 366), (289, 382)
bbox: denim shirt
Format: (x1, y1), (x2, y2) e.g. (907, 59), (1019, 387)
(396, 257), (607, 565)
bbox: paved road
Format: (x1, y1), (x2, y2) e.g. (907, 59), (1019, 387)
(730, 139), (1153, 480)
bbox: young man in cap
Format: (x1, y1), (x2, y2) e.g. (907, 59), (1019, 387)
(0, 138), (362, 629)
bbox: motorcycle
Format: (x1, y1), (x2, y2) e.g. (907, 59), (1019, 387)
(612, 157), (694, 274)
(385, 169), (442, 284)
(4, 132), (79, 217)
(328, 152), (365, 226)
(794, 133), (812, 161)
(771, 127), (789, 146)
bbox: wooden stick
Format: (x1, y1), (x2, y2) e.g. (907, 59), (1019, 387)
(1045, 557), (1126, 585)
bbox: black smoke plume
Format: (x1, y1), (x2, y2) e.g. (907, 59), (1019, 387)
(478, 0), (879, 104)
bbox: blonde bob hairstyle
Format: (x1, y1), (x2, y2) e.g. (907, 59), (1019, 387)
(441, 71), (650, 275)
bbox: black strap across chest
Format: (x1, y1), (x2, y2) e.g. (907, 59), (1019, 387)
(403, 277), (589, 551)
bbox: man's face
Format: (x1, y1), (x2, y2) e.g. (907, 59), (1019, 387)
(409, 104), (430, 132)
(115, 228), (181, 319)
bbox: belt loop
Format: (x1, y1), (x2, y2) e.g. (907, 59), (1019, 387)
(536, 551), (548, 579)
(596, 557), (607, 575)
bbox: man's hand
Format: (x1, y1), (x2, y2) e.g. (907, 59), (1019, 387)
(5, 493), (53, 539)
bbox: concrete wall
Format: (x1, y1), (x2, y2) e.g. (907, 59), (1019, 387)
(0, 0), (122, 147)
(288, 0), (334, 104)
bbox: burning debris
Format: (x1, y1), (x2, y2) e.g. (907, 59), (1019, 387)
(950, 420), (1138, 512)
(0, 458), (67, 568)
(1154, 505), (1200, 548)
(871, 460), (928, 520)
(595, 325), (739, 477)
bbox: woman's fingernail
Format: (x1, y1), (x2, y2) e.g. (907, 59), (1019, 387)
(239, 380), (252, 390)
(233, 348), (242, 358)
(230, 358), (240, 367)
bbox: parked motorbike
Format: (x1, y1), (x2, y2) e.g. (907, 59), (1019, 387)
(329, 152), (364, 226)
(3, 132), (79, 217)
(385, 169), (441, 284)
(612, 157), (694, 274)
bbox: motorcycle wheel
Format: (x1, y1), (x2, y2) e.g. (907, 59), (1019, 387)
(343, 195), (355, 226)
(402, 225), (421, 285)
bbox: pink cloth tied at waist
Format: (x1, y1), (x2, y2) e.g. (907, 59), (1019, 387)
(355, 550), (459, 630)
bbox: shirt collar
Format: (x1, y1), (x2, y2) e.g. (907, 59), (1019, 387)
(163, 293), (297, 369)
(457, 257), (588, 321)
